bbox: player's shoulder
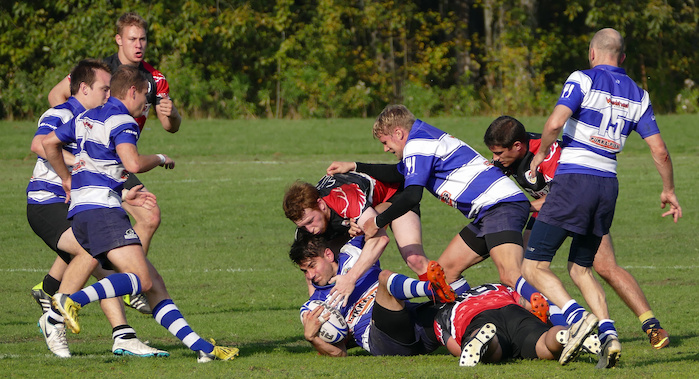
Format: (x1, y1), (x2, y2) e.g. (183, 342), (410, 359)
(141, 60), (167, 81)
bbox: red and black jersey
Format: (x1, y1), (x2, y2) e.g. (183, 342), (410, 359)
(103, 54), (170, 130)
(316, 172), (399, 241)
(433, 284), (522, 346)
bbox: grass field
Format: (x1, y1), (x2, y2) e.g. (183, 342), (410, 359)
(1, 115), (697, 378)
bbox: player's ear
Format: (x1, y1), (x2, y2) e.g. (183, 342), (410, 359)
(323, 248), (335, 261)
(115, 33), (122, 46)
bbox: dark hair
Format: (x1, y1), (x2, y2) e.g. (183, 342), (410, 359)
(483, 115), (529, 148)
(110, 65), (148, 99)
(69, 59), (112, 96)
(289, 233), (331, 266)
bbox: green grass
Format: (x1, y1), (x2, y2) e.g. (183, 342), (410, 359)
(1, 115), (697, 378)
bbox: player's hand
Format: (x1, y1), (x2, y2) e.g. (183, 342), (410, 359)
(123, 184), (158, 209)
(362, 217), (379, 239)
(158, 154), (175, 169)
(301, 306), (328, 341)
(660, 190), (682, 223)
(326, 161), (356, 176)
(348, 218), (363, 237)
(155, 98), (174, 118)
(327, 275), (355, 307)
(529, 153), (544, 176)
(61, 177), (71, 204)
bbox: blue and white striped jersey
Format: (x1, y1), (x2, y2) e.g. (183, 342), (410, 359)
(26, 97), (85, 205)
(399, 120), (527, 220)
(555, 65), (660, 177)
(304, 236), (379, 353)
(53, 97), (140, 218)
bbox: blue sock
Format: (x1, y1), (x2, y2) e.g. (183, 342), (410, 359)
(562, 300), (585, 325)
(598, 319), (618, 344)
(387, 273), (432, 300)
(515, 276), (539, 302)
(69, 273), (141, 307)
(548, 304), (567, 326)
(153, 299), (214, 353)
(450, 277), (471, 295)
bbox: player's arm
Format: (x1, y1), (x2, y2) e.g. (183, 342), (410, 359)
(326, 161), (404, 183)
(302, 306), (348, 357)
(329, 208), (390, 306)
(529, 195), (547, 212)
(41, 131), (71, 201)
(47, 76), (71, 107)
(365, 185), (423, 237)
(31, 134), (76, 163)
(116, 143), (175, 173)
(155, 97), (182, 133)
(644, 133), (682, 222)
(531, 105), (571, 172)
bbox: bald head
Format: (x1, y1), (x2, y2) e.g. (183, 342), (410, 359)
(589, 28), (625, 67)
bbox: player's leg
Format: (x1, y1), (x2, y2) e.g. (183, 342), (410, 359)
(121, 175), (161, 255)
(437, 229), (484, 291)
(593, 234), (668, 348)
(141, 258), (238, 361)
(389, 210), (430, 275)
(535, 325), (567, 360)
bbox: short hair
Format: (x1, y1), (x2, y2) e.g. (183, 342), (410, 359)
(372, 104), (416, 138)
(109, 65), (148, 99)
(116, 12), (147, 35)
(483, 115), (529, 149)
(289, 233), (332, 266)
(283, 181), (320, 222)
(590, 28), (625, 59)
(69, 59), (112, 96)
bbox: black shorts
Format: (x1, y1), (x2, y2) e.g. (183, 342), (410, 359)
(368, 302), (441, 356)
(27, 203), (72, 264)
(464, 304), (549, 360)
(124, 173), (142, 190)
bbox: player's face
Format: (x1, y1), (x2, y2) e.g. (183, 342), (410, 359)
(489, 143), (524, 168)
(83, 69), (111, 109)
(378, 130), (405, 160)
(295, 208), (328, 235)
(128, 87), (149, 118)
(117, 25), (147, 65)
(298, 255), (335, 286)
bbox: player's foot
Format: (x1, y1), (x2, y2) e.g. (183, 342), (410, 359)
(529, 292), (549, 323)
(556, 329), (602, 355)
(197, 339), (240, 363)
(459, 323), (496, 367)
(123, 293), (152, 314)
(39, 313), (70, 358)
(595, 335), (621, 369)
(647, 327), (670, 349)
(112, 337), (170, 357)
(559, 311), (598, 365)
(31, 283), (52, 314)
(425, 261), (456, 303)
(52, 293), (81, 334)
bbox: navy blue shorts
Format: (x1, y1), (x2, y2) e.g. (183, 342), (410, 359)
(71, 208), (141, 263)
(537, 174), (617, 237)
(468, 201), (529, 237)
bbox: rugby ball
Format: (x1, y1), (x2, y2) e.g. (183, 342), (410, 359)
(300, 300), (348, 344)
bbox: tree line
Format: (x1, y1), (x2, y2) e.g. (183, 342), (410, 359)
(1, 0), (698, 120)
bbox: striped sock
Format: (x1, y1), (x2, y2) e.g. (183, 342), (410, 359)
(113, 325), (137, 340)
(386, 273), (432, 300)
(562, 300), (585, 325)
(450, 277), (471, 295)
(548, 304), (567, 326)
(152, 299), (214, 353)
(515, 276), (539, 302)
(69, 273), (141, 307)
(598, 319), (618, 344)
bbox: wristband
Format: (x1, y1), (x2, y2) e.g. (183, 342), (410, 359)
(157, 154), (166, 165)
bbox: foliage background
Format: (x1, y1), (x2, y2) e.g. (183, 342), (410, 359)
(1, 0), (698, 120)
